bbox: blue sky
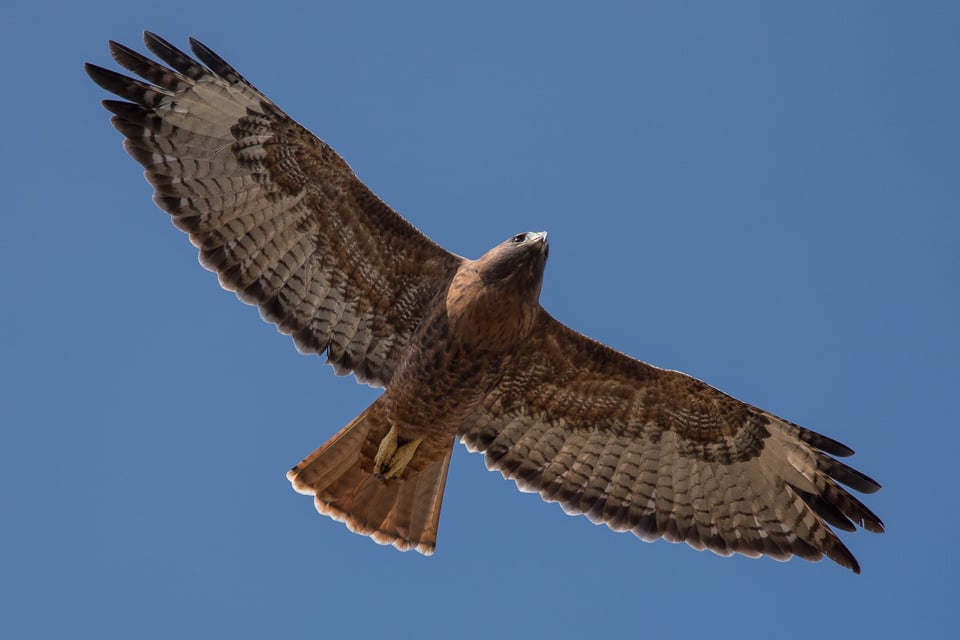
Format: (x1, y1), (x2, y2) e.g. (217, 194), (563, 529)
(3, 1), (957, 638)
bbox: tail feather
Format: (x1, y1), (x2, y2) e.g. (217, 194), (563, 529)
(287, 401), (454, 554)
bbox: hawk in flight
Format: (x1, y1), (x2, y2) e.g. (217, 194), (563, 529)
(87, 33), (883, 572)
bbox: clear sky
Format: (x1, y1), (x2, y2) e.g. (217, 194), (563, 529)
(3, 2), (957, 638)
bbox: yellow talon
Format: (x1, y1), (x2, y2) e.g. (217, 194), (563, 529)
(373, 425), (423, 479)
(383, 437), (423, 479)
(374, 425), (399, 475)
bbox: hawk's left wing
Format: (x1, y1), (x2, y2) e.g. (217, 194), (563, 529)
(459, 310), (883, 572)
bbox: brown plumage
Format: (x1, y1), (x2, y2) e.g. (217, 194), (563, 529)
(87, 33), (883, 572)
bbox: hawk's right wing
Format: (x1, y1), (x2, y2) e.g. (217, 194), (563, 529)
(86, 32), (462, 386)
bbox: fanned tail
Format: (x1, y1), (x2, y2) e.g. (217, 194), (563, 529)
(287, 401), (454, 554)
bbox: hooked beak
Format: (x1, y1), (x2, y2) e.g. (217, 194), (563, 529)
(531, 231), (549, 258)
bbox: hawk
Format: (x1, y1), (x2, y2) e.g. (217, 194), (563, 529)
(86, 32), (883, 572)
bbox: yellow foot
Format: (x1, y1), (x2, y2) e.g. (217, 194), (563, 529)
(373, 425), (399, 475)
(383, 437), (423, 480)
(373, 425), (423, 480)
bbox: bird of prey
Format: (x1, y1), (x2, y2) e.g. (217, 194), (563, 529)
(86, 32), (883, 572)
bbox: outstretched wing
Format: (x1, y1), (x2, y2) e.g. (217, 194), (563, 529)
(86, 33), (461, 386)
(459, 311), (883, 572)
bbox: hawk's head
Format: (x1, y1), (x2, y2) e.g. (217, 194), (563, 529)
(477, 231), (549, 299)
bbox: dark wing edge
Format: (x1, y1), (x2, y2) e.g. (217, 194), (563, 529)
(459, 310), (883, 572)
(86, 32), (461, 386)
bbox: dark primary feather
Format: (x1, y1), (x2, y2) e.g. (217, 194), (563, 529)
(187, 36), (246, 84)
(143, 32), (207, 80)
(86, 32), (461, 386)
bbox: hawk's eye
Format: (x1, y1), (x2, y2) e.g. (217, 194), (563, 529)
(512, 233), (527, 244)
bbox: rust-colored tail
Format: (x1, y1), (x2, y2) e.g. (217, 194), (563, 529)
(286, 400), (454, 554)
